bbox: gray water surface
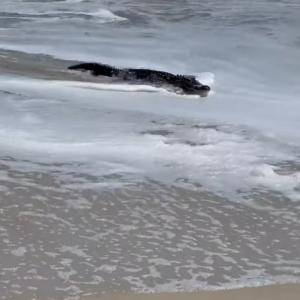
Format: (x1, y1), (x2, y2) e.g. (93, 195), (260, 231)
(0, 0), (300, 299)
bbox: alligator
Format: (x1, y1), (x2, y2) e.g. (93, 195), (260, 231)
(67, 62), (211, 96)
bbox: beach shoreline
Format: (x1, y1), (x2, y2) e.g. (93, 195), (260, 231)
(1, 0), (300, 299)
(83, 283), (300, 300)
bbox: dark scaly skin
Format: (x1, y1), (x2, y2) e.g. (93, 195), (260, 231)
(68, 62), (210, 95)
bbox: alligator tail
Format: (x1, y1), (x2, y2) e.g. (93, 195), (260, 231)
(68, 62), (119, 77)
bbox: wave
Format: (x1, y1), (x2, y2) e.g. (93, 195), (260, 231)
(67, 81), (204, 99)
(0, 75), (299, 202)
(0, 8), (128, 24)
(65, 0), (86, 3)
(67, 81), (167, 93)
(85, 9), (128, 23)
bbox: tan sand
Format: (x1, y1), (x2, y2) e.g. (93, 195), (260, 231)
(83, 284), (300, 300)
(0, 49), (113, 83)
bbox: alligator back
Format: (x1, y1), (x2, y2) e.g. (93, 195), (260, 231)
(68, 62), (119, 77)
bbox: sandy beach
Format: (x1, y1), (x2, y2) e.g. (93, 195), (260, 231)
(1, 0), (300, 299)
(86, 284), (300, 300)
(6, 283), (300, 300)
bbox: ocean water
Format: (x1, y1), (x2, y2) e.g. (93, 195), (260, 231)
(0, 0), (300, 299)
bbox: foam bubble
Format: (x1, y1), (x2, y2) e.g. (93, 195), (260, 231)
(11, 247), (27, 257)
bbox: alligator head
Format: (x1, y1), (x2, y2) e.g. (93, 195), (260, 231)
(176, 76), (211, 96)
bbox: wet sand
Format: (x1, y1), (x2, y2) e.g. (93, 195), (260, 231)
(6, 283), (300, 300)
(85, 283), (300, 300)
(1, 156), (300, 299)
(0, 49), (114, 83)
(1, 49), (300, 300)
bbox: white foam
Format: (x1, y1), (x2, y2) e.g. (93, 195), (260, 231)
(57, 270), (77, 282)
(68, 81), (166, 93)
(0, 75), (299, 201)
(250, 165), (300, 201)
(60, 246), (91, 259)
(11, 247), (27, 257)
(65, 0), (85, 3)
(130, 270), (300, 293)
(87, 9), (128, 23)
(64, 78), (214, 98)
(95, 265), (117, 273)
(0, 6), (127, 24)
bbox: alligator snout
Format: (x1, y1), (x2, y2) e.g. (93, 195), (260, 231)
(200, 85), (210, 91)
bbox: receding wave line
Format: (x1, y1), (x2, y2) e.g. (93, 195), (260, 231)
(0, 9), (128, 24)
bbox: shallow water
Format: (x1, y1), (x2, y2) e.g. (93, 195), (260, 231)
(0, 0), (300, 299)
